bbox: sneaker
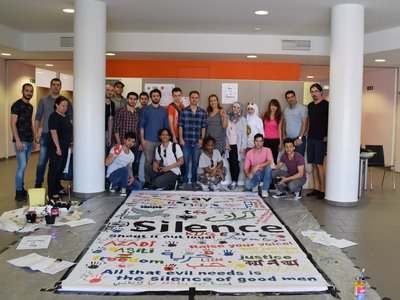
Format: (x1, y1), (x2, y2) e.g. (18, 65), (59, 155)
(142, 182), (151, 190)
(261, 189), (269, 198)
(294, 189), (303, 200)
(251, 186), (259, 193)
(272, 192), (287, 199)
(306, 189), (320, 197)
(200, 183), (209, 191)
(15, 191), (27, 202)
(183, 183), (192, 190)
(317, 192), (325, 200)
(120, 188), (127, 197)
(228, 182), (237, 190)
(192, 183), (201, 190)
(211, 183), (221, 191)
(21, 187), (28, 197)
(109, 183), (116, 193)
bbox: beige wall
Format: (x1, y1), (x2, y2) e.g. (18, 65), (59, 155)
(0, 58), (6, 158)
(361, 68), (397, 167)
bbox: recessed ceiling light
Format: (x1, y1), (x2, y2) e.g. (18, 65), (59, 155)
(45, 64), (54, 67)
(247, 55), (257, 59)
(306, 75), (314, 79)
(63, 8), (75, 14)
(374, 59), (386, 62)
(253, 27), (261, 31)
(255, 10), (268, 15)
(106, 53), (116, 56)
(1, 52), (11, 56)
(323, 85), (330, 90)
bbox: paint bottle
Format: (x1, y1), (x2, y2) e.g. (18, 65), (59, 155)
(354, 268), (366, 297)
(51, 230), (58, 240)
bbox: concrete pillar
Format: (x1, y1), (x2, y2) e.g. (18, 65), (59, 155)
(73, 0), (106, 196)
(325, 4), (364, 206)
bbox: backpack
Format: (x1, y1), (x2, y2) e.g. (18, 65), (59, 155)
(157, 142), (178, 165)
(169, 102), (181, 113)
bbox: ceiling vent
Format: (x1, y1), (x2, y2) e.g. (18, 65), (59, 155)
(282, 39), (311, 51)
(60, 36), (74, 47)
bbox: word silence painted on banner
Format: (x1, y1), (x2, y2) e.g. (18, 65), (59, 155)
(60, 192), (330, 294)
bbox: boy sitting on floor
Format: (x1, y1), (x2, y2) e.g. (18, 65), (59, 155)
(197, 136), (226, 191)
(147, 128), (184, 190)
(105, 131), (141, 196)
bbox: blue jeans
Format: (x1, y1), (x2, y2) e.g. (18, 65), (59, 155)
(182, 144), (201, 184)
(295, 136), (307, 157)
(244, 166), (272, 191)
(35, 132), (50, 185)
(271, 169), (306, 193)
(108, 166), (141, 192)
(13, 142), (33, 191)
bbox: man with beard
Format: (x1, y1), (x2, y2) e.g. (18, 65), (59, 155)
(114, 92), (141, 176)
(10, 83), (35, 201)
(140, 89), (168, 188)
(306, 83), (329, 200)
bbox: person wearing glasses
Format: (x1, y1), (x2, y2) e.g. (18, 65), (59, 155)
(148, 128), (184, 190)
(197, 136), (226, 191)
(306, 83), (329, 200)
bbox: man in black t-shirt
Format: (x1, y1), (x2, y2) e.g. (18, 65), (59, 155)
(10, 83), (35, 201)
(306, 83), (329, 200)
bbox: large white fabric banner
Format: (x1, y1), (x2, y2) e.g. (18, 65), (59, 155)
(60, 191), (330, 294)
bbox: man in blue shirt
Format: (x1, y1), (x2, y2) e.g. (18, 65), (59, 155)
(140, 89), (168, 188)
(178, 90), (206, 188)
(283, 90), (308, 157)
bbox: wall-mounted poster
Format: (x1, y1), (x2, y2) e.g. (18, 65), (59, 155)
(145, 84), (175, 107)
(222, 83), (238, 104)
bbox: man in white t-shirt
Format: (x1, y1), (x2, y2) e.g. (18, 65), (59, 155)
(105, 131), (141, 196)
(148, 128), (184, 190)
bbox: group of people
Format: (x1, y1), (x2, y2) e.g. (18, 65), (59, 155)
(11, 78), (73, 202)
(10, 77), (329, 202)
(104, 82), (329, 200)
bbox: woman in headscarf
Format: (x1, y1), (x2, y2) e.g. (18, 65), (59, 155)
(226, 101), (247, 190)
(246, 102), (264, 150)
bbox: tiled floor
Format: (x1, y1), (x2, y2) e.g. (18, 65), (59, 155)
(0, 153), (398, 299)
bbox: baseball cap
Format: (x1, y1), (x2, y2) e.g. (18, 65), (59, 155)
(113, 81), (125, 88)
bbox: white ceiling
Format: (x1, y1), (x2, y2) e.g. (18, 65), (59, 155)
(1, 0), (399, 80)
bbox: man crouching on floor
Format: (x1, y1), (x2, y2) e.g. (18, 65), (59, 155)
(105, 131), (141, 196)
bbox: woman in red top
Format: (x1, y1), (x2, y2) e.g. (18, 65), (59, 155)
(262, 99), (283, 164)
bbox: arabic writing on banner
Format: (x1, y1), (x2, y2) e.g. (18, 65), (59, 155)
(61, 192), (329, 293)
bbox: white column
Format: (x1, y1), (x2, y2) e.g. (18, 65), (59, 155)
(325, 4), (364, 206)
(73, 0), (106, 196)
